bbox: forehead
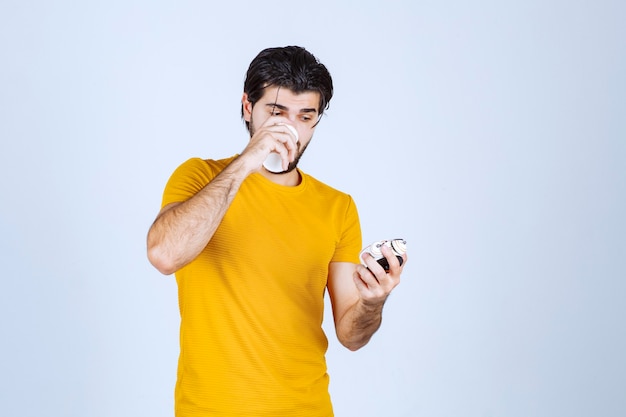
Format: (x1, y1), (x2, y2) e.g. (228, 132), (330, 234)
(258, 86), (320, 111)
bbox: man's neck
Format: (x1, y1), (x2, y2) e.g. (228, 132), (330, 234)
(259, 168), (302, 186)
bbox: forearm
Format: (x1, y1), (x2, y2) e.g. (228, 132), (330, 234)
(336, 300), (384, 351)
(147, 156), (252, 274)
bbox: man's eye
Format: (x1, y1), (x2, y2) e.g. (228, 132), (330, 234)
(301, 116), (312, 122)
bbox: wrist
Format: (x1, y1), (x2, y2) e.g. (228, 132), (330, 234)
(227, 154), (258, 178)
(358, 298), (385, 314)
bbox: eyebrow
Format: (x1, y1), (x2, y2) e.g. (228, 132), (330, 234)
(265, 103), (318, 114)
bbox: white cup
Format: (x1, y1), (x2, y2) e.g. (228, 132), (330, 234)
(263, 124), (299, 173)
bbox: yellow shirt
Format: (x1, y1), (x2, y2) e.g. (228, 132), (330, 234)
(161, 157), (362, 417)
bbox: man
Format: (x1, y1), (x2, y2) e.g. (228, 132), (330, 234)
(147, 46), (407, 416)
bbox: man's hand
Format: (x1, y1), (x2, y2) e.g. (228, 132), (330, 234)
(240, 116), (299, 173)
(354, 243), (405, 307)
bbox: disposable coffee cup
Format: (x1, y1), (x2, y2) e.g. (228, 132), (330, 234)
(263, 124), (299, 173)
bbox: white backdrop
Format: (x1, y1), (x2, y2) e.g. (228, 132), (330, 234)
(1, 1), (625, 416)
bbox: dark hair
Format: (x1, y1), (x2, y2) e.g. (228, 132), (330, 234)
(241, 46), (334, 131)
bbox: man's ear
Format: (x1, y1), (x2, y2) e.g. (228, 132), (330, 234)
(242, 93), (252, 122)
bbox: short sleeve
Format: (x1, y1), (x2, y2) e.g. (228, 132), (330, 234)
(331, 195), (362, 264)
(161, 158), (221, 208)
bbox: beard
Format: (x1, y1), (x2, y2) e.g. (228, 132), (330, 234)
(249, 115), (310, 174)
